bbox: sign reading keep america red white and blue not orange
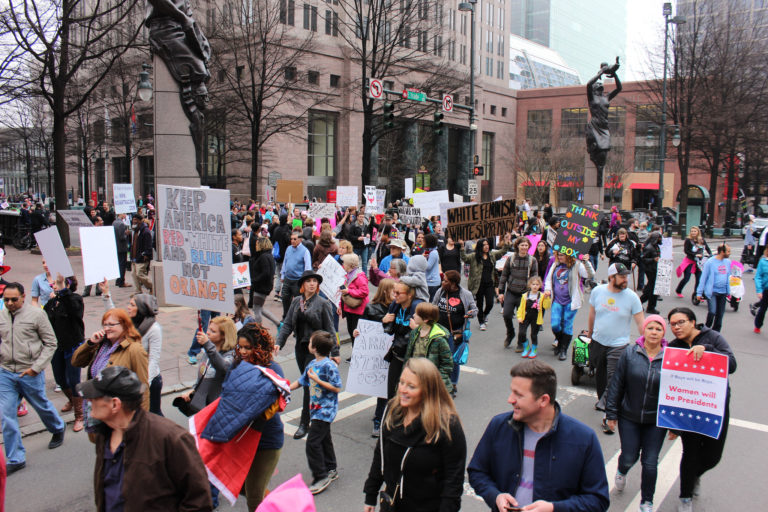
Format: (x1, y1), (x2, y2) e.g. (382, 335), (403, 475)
(657, 347), (729, 439)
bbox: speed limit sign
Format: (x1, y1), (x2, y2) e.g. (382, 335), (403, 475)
(442, 94), (453, 113)
(368, 78), (383, 99)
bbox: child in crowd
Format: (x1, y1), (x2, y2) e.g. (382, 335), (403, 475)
(290, 330), (342, 495)
(516, 276), (551, 359)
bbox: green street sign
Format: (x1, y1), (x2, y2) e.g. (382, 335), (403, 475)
(402, 88), (426, 102)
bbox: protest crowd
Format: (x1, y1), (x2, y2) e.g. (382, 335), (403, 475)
(0, 190), (750, 512)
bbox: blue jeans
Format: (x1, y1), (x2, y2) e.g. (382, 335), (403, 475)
(50, 345), (82, 391)
(550, 301), (577, 336)
(0, 368), (65, 464)
(188, 310), (219, 357)
(361, 246), (370, 274)
(617, 417), (667, 503)
(589, 253), (599, 272)
(705, 292), (727, 333)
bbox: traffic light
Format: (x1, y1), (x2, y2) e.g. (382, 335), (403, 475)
(473, 166), (484, 176)
(433, 111), (444, 135)
(383, 102), (395, 129)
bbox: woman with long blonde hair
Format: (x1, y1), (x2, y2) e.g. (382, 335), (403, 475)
(364, 357), (466, 512)
(675, 226), (711, 298)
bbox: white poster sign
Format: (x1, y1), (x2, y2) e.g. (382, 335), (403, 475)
(336, 186), (359, 207)
(660, 237), (674, 260)
(113, 183), (137, 214)
(346, 320), (393, 398)
(34, 227), (74, 278)
(79, 226), (120, 285)
(404, 178), (414, 199)
(157, 185), (234, 314)
(453, 194), (465, 202)
(232, 262), (251, 289)
(317, 255), (346, 305)
(654, 258), (674, 296)
(412, 190), (450, 218)
(376, 189), (387, 212)
(364, 186), (376, 211)
(308, 202), (337, 221)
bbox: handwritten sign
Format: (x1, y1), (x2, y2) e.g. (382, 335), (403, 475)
(317, 255), (346, 305)
(398, 206), (422, 225)
(336, 186), (359, 207)
(439, 202), (471, 224)
(364, 186), (376, 211)
(552, 204), (602, 259)
(34, 227), (74, 278)
(346, 320), (393, 398)
(657, 347), (729, 439)
(376, 189), (387, 213)
(445, 199), (516, 241)
(308, 202), (337, 221)
(654, 258), (674, 296)
(113, 183), (137, 214)
(660, 237), (673, 260)
(412, 190), (450, 218)
(158, 185), (234, 314)
(79, 226), (120, 285)
(232, 262), (250, 289)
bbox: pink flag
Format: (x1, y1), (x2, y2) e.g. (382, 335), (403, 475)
(256, 474), (316, 512)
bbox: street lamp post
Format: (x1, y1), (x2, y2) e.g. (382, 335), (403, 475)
(458, 0), (477, 196)
(658, 2), (686, 218)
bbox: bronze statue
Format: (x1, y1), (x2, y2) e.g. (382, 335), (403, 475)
(586, 58), (622, 186)
(146, 0), (211, 179)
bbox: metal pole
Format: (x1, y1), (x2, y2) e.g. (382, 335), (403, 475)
(658, 13), (670, 218)
(468, 4), (475, 195)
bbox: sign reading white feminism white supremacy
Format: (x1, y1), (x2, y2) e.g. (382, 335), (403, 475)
(157, 185), (234, 314)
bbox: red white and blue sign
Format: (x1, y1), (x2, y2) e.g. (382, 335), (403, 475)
(657, 347), (729, 439)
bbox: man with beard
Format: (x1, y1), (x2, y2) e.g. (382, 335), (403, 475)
(586, 263), (644, 434)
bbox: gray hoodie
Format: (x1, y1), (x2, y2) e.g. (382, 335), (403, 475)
(400, 255), (429, 302)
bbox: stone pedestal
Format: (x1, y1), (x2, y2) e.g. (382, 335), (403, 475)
(57, 210), (93, 248)
(583, 154), (603, 208)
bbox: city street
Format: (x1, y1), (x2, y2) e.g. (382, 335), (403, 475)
(3, 241), (768, 512)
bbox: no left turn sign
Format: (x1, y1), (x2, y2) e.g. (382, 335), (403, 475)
(368, 78), (383, 99)
(442, 94), (453, 113)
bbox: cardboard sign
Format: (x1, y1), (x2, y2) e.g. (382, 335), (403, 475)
(232, 262), (251, 289)
(34, 227), (74, 278)
(79, 226), (120, 285)
(346, 320), (393, 398)
(397, 206), (422, 225)
(439, 202), (471, 224)
(317, 255), (346, 305)
(275, 180), (304, 203)
(551, 204), (602, 259)
(445, 199), (516, 241)
(157, 185), (234, 314)
(654, 258), (674, 296)
(336, 186), (359, 207)
(57, 209), (93, 247)
(657, 347), (729, 439)
(113, 183), (137, 214)
(412, 190), (450, 218)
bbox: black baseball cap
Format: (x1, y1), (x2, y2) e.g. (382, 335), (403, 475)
(76, 366), (145, 401)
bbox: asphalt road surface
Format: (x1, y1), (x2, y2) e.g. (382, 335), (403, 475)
(5, 244), (768, 512)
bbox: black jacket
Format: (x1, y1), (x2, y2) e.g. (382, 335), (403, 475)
(669, 326), (737, 381)
(364, 415), (466, 512)
(363, 301), (389, 323)
(641, 234), (661, 265)
(43, 288), (85, 350)
(606, 238), (637, 266)
(272, 217), (291, 263)
(605, 343), (665, 425)
(250, 249), (276, 295)
(132, 222), (153, 263)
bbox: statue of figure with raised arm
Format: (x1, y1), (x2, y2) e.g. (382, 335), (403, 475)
(146, 0), (211, 179)
(586, 57), (622, 186)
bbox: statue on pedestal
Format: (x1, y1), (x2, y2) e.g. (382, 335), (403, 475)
(586, 58), (622, 187)
(146, 0), (211, 179)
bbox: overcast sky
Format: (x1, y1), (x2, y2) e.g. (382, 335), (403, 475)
(625, 0), (677, 81)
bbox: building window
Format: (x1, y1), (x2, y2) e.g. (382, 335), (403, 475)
(527, 109), (552, 140)
(284, 66), (297, 81)
(384, 80), (394, 90)
(418, 30), (428, 52)
(561, 107), (588, 138)
(460, 44), (466, 64)
(461, 13), (466, 35)
(608, 106), (626, 137)
(308, 70), (319, 84)
(418, 0), (428, 20)
(303, 4), (316, 31)
(308, 111), (337, 177)
(636, 104), (661, 136)
(433, 35), (442, 56)
(303, 4), (310, 29)
(497, 60), (503, 79)
(280, 0), (295, 25)
(498, 34), (504, 56)
(330, 74), (340, 87)
(634, 146), (659, 172)
(482, 132), (494, 180)
(325, 9), (339, 36)
(490, 105), (496, 115)
(502, 107), (507, 117)
(399, 25), (410, 48)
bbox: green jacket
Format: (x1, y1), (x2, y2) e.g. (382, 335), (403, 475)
(460, 243), (511, 295)
(405, 323), (454, 391)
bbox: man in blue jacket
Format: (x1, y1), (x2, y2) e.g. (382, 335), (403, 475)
(468, 360), (609, 512)
(696, 243), (731, 333)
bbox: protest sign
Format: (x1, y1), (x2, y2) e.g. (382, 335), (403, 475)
(275, 180), (304, 203)
(657, 347), (729, 439)
(57, 209), (93, 247)
(439, 202), (471, 224)
(113, 183), (137, 214)
(34, 226), (74, 278)
(317, 255), (346, 305)
(336, 186), (359, 207)
(412, 190), (450, 218)
(79, 226), (120, 285)
(346, 320), (393, 398)
(445, 199), (516, 241)
(158, 185), (234, 314)
(654, 258), (674, 296)
(376, 189), (386, 211)
(495, 251), (514, 271)
(398, 206), (422, 225)
(364, 186), (376, 211)
(404, 178), (414, 198)
(526, 234), (542, 255)
(453, 194), (464, 202)
(308, 202), (337, 221)
(291, 218), (303, 229)
(232, 263), (250, 289)
(551, 204), (602, 259)
(660, 237), (673, 260)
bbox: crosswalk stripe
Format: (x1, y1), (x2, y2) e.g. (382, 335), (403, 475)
(605, 450), (621, 493)
(622, 439), (682, 511)
(281, 391), (358, 423)
(283, 396), (378, 437)
(730, 417), (768, 433)
(461, 365), (489, 375)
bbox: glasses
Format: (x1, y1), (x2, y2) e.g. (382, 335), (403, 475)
(3, 297), (20, 303)
(102, 322), (121, 328)
(670, 320), (689, 328)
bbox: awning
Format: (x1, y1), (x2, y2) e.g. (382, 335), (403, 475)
(630, 183), (659, 190)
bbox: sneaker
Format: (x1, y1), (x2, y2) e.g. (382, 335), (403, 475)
(309, 475), (333, 495)
(615, 471), (627, 492)
(6, 461), (25, 475)
(528, 345), (538, 358)
(48, 430), (65, 449)
(327, 469), (339, 481)
(639, 501), (653, 512)
(678, 497), (693, 512)
(754, 327), (761, 334)
(54, 385), (62, 393)
(273, 295), (282, 302)
(17, 401), (28, 417)
(601, 418), (615, 435)
(558, 349), (568, 361)
(521, 342), (531, 358)
(551, 339), (559, 351)
(480, 322), (487, 331)
(188, 355), (198, 365)
(676, 293), (684, 298)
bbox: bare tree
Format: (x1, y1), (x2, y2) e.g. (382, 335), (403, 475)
(0, 95), (53, 195)
(0, 0), (142, 243)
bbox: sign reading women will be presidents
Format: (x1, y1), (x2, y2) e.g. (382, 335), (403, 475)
(158, 185), (234, 313)
(657, 347), (729, 439)
(552, 203), (602, 259)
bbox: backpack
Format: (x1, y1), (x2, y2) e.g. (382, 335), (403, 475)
(272, 241), (280, 260)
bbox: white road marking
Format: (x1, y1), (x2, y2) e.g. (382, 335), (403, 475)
(622, 439), (682, 511)
(283, 395), (378, 437)
(461, 365), (489, 375)
(605, 450), (621, 493)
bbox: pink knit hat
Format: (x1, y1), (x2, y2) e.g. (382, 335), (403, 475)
(643, 314), (667, 333)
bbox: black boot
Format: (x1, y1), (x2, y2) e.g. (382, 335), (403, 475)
(503, 316), (515, 348)
(558, 333), (569, 361)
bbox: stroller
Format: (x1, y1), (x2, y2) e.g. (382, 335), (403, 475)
(570, 330), (596, 386)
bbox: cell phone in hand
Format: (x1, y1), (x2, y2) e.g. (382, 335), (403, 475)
(505, 507), (523, 512)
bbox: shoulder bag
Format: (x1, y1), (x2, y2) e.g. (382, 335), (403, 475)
(378, 406), (412, 512)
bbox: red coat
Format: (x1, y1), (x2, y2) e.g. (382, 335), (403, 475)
(341, 270), (370, 316)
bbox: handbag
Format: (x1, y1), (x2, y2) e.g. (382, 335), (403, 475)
(342, 293), (363, 308)
(448, 314), (470, 366)
(378, 406), (411, 512)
